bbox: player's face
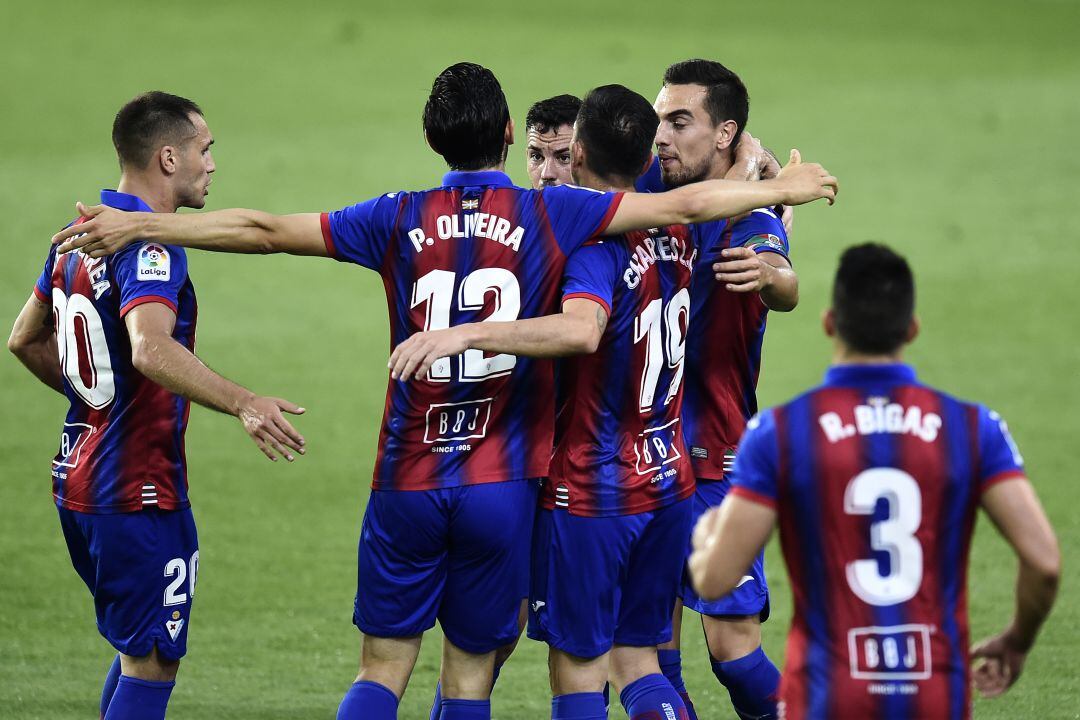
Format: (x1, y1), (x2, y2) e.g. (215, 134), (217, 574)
(525, 124), (574, 189)
(653, 84), (724, 187)
(175, 113), (216, 209)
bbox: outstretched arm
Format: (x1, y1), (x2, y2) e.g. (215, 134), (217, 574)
(8, 294), (64, 394)
(388, 297), (606, 381)
(970, 478), (1060, 697)
(606, 150), (836, 235)
(126, 302), (308, 462)
(53, 205), (327, 259)
(688, 496), (777, 600)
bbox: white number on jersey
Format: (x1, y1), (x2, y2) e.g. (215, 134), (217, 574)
(52, 289), (116, 409)
(633, 288), (690, 412)
(411, 268), (520, 382)
(844, 468), (923, 606)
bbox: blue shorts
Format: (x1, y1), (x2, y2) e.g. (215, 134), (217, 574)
(681, 478), (770, 620)
(355, 479), (538, 654)
(527, 497), (692, 659)
(58, 506), (199, 661)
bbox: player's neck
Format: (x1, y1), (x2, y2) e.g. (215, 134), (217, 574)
(116, 174), (177, 213)
(704, 153), (734, 181)
(576, 169), (634, 193)
(832, 347), (905, 366)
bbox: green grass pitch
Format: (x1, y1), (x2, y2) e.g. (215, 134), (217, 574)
(1, 0), (1077, 717)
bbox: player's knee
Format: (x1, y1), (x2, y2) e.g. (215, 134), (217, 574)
(549, 649), (608, 695)
(441, 642), (496, 699)
(120, 647), (180, 682)
(609, 645), (660, 692)
(703, 615), (762, 662)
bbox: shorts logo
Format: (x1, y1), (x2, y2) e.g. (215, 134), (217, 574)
(137, 243), (171, 282)
(530, 600), (546, 613)
(165, 611), (185, 642)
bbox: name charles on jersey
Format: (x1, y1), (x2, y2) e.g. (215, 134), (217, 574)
(623, 230), (697, 289)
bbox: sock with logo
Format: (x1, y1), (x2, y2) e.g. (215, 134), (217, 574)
(710, 646), (780, 720)
(657, 649), (698, 720)
(102, 676), (174, 720)
(619, 673), (688, 720)
(431, 660), (503, 719)
(337, 680), (398, 719)
(440, 698), (491, 719)
(552, 691), (608, 720)
(99, 654), (122, 719)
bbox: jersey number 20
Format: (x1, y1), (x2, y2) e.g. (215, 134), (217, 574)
(844, 468), (923, 606)
(52, 289), (115, 408)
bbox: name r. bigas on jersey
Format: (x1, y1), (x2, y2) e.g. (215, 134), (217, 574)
(408, 213), (525, 253)
(623, 232), (697, 289)
(819, 397), (942, 444)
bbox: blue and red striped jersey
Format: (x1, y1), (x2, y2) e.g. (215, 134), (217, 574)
(547, 220), (725, 516)
(35, 190), (197, 514)
(322, 171), (622, 491)
(636, 158), (790, 480)
(730, 363), (1026, 720)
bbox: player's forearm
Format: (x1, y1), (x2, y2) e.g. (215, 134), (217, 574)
(682, 178), (797, 224)
(131, 335), (253, 416)
(689, 541), (743, 600)
(9, 336), (64, 394)
(466, 313), (601, 357)
(139, 210), (287, 255)
(760, 265), (799, 311)
(1008, 558), (1060, 651)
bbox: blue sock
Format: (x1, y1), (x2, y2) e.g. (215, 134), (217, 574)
(431, 660), (503, 719)
(99, 655), (122, 719)
(552, 692), (607, 720)
(710, 646), (780, 720)
(102, 676), (174, 720)
(337, 680), (398, 720)
(441, 698), (490, 719)
(657, 649), (698, 720)
(619, 673), (688, 720)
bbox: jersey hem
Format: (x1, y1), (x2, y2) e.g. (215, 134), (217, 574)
(120, 295), (178, 317)
(320, 212), (337, 258)
(55, 496), (191, 514)
(981, 469), (1027, 492)
(370, 471), (542, 492)
(33, 285), (50, 303)
(594, 192), (625, 235)
(728, 485), (777, 509)
(541, 483), (695, 518)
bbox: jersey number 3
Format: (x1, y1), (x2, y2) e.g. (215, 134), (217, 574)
(844, 468), (923, 606)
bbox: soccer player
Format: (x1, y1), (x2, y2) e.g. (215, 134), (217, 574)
(688, 243), (1061, 720)
(640, 59), (795, 720)
(7, 91), (305, 720)
(389, 83), (733, 720)
(525, 94), (581, 189)
(51, 63), (837, 720)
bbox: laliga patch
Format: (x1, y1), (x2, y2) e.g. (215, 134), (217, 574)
(137, 243), (171, 282)
(165, 611), (185, 641)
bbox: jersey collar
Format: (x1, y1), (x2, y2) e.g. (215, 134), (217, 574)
(824, 363), (917, 386)
(100, 189), (154, 212)
(441, 170), (515, 188)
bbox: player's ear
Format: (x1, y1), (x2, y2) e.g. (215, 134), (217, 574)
(159, 145), (178, 176)
(504, 117), (515, 147)
(715, 120), (738, 153)
(822, 308), (837, 338)
(905, 315), (920, 345)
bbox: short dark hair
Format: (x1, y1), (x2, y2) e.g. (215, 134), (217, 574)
(663, 59), (749, 145)
(832, 243), (916, 355)
(422, 62), (510, 171)
(525, 94), (582, 134)
(112, 91), (203, 169)
(575, 85), (659, 183)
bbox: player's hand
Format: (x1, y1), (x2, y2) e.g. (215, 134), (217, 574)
(970, 629), (1028, 698)
(731, 132), (765, 181)
(388, 327), (473, 381)
(52, 202), (145, 257)
(775, 149), (838, 206)
(780, 204), (794, 235)
(237, 395), (306, 462)
(713, 246), (775, 293)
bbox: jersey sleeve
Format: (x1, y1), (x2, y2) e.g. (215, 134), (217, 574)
(728, 410), (781, 508)
(977, 406), (1027, 491)
(729, 207), (790, 260)
(539, 185), (624, 255)
(321, 193), (401, 270)
(33, 245), (58, 304)
(114, 242), (190, 317)
(561, 241), (620, 315)
(634, 155), (666, 193)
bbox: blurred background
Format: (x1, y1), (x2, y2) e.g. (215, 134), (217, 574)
(1, 0), (1077, 717)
